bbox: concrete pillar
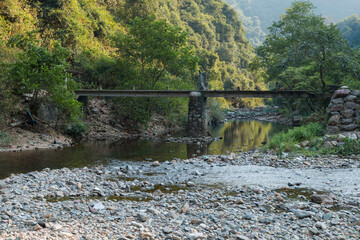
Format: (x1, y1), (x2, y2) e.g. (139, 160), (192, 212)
(187, 91), (208, 137)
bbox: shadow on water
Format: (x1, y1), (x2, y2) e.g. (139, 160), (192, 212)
(0, 120), (287, 179)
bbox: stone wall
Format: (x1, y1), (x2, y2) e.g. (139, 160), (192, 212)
(327, 86), (360, 133)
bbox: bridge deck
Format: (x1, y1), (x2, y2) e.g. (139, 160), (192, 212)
(75, 90), (316, 98)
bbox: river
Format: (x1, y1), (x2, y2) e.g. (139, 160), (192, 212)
(0, 120), (286, 178)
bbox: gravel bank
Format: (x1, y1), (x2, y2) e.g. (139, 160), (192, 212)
(0, 153), (359, 239)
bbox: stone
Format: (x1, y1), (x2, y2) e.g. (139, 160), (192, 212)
(293, 210), (313, 219)
(92, 202), (105, 211)
(341, 118), (353, 125)
(236, 235), (250, 240)
(187, 233), (206, 240)
(344, 95), (358, 102)
(340, 109), (354, 118)
(327, 126), (340, 133)
(323, 141), (334, 149)
(187, 181), (195, 187)
(330, 104), (344, 112)
(163, 227), (172, 234)
(348, 133), (358, 140)
(140, 232), (154, 239)
(301, 141), (310, 147)
(181, 203), (190, 213)
(311, 194), (334, 204)
(332, 89), (351, 99)
(352, 90), (360, 96)
(331, 98), (344, 105)
(137, 212), (149, 222)
(337, 134), (346, 142)
(345, 102), (359, 110)
(340, 124), (358, 131)
(34, 224), (42, 231)
(315, 222), (327, 230)
(151, 161), (160, 167)
(328, 115), (341, 126)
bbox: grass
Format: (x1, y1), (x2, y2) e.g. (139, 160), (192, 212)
(265, 122), (325, 153)
(265, 122), (360, 156)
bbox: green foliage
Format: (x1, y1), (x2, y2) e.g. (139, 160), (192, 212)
(224, 0), (360, 46)
(208, 99), (226, 126)
(66, 122), (87, 138)
(337, 14), (360, 49)
(114, 16), (199, 89)
(335, 138), (360, 155)
(255, 1), (360, 111)
(6, 34), (82, 122)
(0, 132), (10, 146)
(265, 122), (324, 152)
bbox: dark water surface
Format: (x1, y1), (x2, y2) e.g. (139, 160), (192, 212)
(0, 120), (287, 179)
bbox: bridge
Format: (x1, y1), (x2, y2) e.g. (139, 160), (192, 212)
(75, 88), (317, 137)
(75, 89), (315, 98)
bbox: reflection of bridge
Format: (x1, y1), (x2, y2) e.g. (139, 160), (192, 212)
(75, 89), (317, 137)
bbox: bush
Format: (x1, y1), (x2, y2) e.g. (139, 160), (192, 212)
(0, 131), (10, 146)
(66, 122), (87, 138)
(265, 122), (325, 152)
(335, 138), (360, 155)
(208, 99), (225, 126)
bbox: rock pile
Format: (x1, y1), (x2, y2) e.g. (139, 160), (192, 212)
(327, 86), (360, 133)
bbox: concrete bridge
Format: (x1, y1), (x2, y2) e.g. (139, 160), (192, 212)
(75, 88), (316, 137)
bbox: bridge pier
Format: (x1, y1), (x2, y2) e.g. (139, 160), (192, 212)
(187, 92), (208, 137)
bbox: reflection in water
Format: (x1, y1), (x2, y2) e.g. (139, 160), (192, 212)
(0, 120), (287, 178)
(207, 120), (286, 154)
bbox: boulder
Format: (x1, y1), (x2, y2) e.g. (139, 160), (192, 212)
(340, 124), (358, 131)
(340, 109), (354, 118)
(311, 194), (334, 204)
(328, 115), (341, 126)
(344, 95), (358, 102)
(341, 118), (353, 125)
(331, 98), (344, 105)
(330, 104), (344, 112)
(332, 89), (351, 99)
(345, 102), (359, 110)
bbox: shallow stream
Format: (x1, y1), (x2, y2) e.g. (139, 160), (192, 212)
(0, 120), (285, 178)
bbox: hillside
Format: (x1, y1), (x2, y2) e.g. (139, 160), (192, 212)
(337, 14), (360, 49)
(224, 0), (360, 46)
(0, 0), (263, 129)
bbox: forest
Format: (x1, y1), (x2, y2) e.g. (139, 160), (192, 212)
(0, 0), (360, 129)
(0, 0), (264, 127)
(224, 0), (360, 46)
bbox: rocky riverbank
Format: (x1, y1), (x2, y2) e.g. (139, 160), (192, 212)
(0, 152), (359, 239)
(226, 107), (295, 126)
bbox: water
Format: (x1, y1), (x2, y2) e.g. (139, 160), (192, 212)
(0, 120), (286, 179)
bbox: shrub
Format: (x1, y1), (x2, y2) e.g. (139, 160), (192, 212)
(0, 131), (10, 146)
(265, 122), (325, 152)
(66, 122), (87, 138)
(335, 139), (360, 155)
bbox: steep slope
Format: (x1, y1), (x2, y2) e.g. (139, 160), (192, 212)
(1, 0), (261, 108)
(224, 0), (360, 46)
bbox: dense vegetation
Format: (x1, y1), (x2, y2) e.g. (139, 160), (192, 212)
(224, 0), (360, 46)
(337, 15), (360, 50)
(254, 1), (360, 113)
(0, 0), (262, 128)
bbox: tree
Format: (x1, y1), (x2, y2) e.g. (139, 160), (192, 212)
(114, 16), (199, 89)
(337, 14), (360, 50)
(7, 33), (82, 122)
(255, 1), (360, 97)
